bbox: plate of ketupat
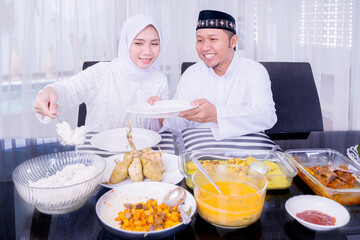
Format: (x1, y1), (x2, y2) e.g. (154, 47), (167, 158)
(101, 150), (183, 188)
(101, 120), (183, 188)
(96, 182), (196, 239)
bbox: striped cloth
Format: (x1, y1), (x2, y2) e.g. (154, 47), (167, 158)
(77, 131), (175, 158)
(182, 128), (280, 152)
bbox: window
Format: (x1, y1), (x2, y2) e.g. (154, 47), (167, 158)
(299, 0), (353, 48)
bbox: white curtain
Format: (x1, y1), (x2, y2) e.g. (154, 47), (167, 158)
(244, 0), (358, 130)
(0, 0), (359, 138)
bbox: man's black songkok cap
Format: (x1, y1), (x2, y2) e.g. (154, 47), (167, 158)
(196, 10), (236, 34)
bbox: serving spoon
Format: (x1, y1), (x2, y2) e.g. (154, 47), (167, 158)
(54, 112), (63, 123)
(192, 158), (222, 194)
(249, 145), (280, 174)
(163, 187), (191, 224)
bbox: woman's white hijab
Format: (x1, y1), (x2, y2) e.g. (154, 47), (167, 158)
(115, 14), (162, 81)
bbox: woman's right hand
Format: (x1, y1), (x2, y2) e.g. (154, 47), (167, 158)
(147, 96), (162, 105)
(33, 87), (59, 119)
(147, 96), (164, 126)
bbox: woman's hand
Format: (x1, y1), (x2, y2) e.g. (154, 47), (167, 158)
(147, 96), (162, 105)
(147, 96), (164, 126)
(33, 87), (59, 119)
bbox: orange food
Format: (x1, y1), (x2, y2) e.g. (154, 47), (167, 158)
(115, 199), (181, 231)
(195, 181), (264, 227)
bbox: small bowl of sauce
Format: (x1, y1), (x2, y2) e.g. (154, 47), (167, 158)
(285, 195), (350, 231)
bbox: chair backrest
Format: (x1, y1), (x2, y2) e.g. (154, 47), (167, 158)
(180, 61), (323, 140)
(77, 61), (100, 127)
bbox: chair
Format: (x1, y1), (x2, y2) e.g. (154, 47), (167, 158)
(77, 61), (100, 127)
(181, 61), (323, 140)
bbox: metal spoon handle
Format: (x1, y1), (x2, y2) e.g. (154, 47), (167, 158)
(264, 144), (280, 160)
(192, 158), (222, 194)
(55, 114), (62, 123)
(179, 205), (191, 224)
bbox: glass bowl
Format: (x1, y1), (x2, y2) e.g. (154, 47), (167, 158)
(192, 164), (267, 228)
(12, 151), (106, 214)
(179, 150), (297, 190)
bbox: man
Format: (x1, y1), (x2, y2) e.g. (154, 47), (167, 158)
(153, 10), (277, 139)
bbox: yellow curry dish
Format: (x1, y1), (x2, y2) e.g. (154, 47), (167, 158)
(184, 156), (294, 190)
(192, 165), (267, 228)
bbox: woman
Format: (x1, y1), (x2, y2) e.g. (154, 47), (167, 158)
(34, 15), (168, 132)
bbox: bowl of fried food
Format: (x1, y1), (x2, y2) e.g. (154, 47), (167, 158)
(285, 148), (360, 205)
(96, 182), (196, 239)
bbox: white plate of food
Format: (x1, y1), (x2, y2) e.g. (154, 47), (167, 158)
(285, 195), (350, 231)
(125, 100), (197, 118)
(101, 152), (183, 188)
(96, 182), (196, 239)
(90, 128), (161, 152)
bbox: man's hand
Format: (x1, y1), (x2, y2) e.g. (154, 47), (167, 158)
(179, 98), (217, 123)
(33, 87), (59, 119)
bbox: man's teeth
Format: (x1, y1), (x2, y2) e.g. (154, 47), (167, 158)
(205, 54), (215, 59)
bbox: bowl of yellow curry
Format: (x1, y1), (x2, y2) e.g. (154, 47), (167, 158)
(192, 164), (267, 228)
(179, 150), (297, 190)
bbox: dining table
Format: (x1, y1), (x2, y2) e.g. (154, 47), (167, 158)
(1, 130), (360, 240)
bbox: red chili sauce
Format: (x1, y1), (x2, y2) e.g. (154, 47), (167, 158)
(296, 210), (336, 226)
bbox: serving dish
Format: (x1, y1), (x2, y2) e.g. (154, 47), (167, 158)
(285, 148), (360, 205)
(285, 195), (350, 231)
(96, 182), (196, 239)
(101, 153), (183, 188)
(90, 128), (161, 152)
(12, 151), (105, 214)
(179, 150), (297, 190)
(192, 164), (267, 228)
(125, 100), (197, 118)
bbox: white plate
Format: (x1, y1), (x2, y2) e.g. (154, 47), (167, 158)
(126, 100), (197, 118)
(96, 182), (196, 239)
(285, 195), (350, 231)
(90, 128), (161, 152)
(101, 153), (183, 188)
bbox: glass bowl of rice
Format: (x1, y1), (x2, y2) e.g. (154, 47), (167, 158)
(12, 151), (106, 214)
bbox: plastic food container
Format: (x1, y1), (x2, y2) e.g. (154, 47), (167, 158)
(178, 150), (297, 190)
(192, 164), (267, 228)
(285, 148), (360, 205)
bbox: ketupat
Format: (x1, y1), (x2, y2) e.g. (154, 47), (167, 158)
(126, 120), (144, 182)
(108, 153), (133, 184)
(141, 147), (163, 170)
(141, 157), (163, 181)
(107, 120), (164, 184)
(128, 153), (144, 182)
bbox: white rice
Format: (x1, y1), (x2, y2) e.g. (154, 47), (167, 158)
(30, 164), (97, 188)
(29, 164), (98, 204)
(56, 121), (86, 145)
